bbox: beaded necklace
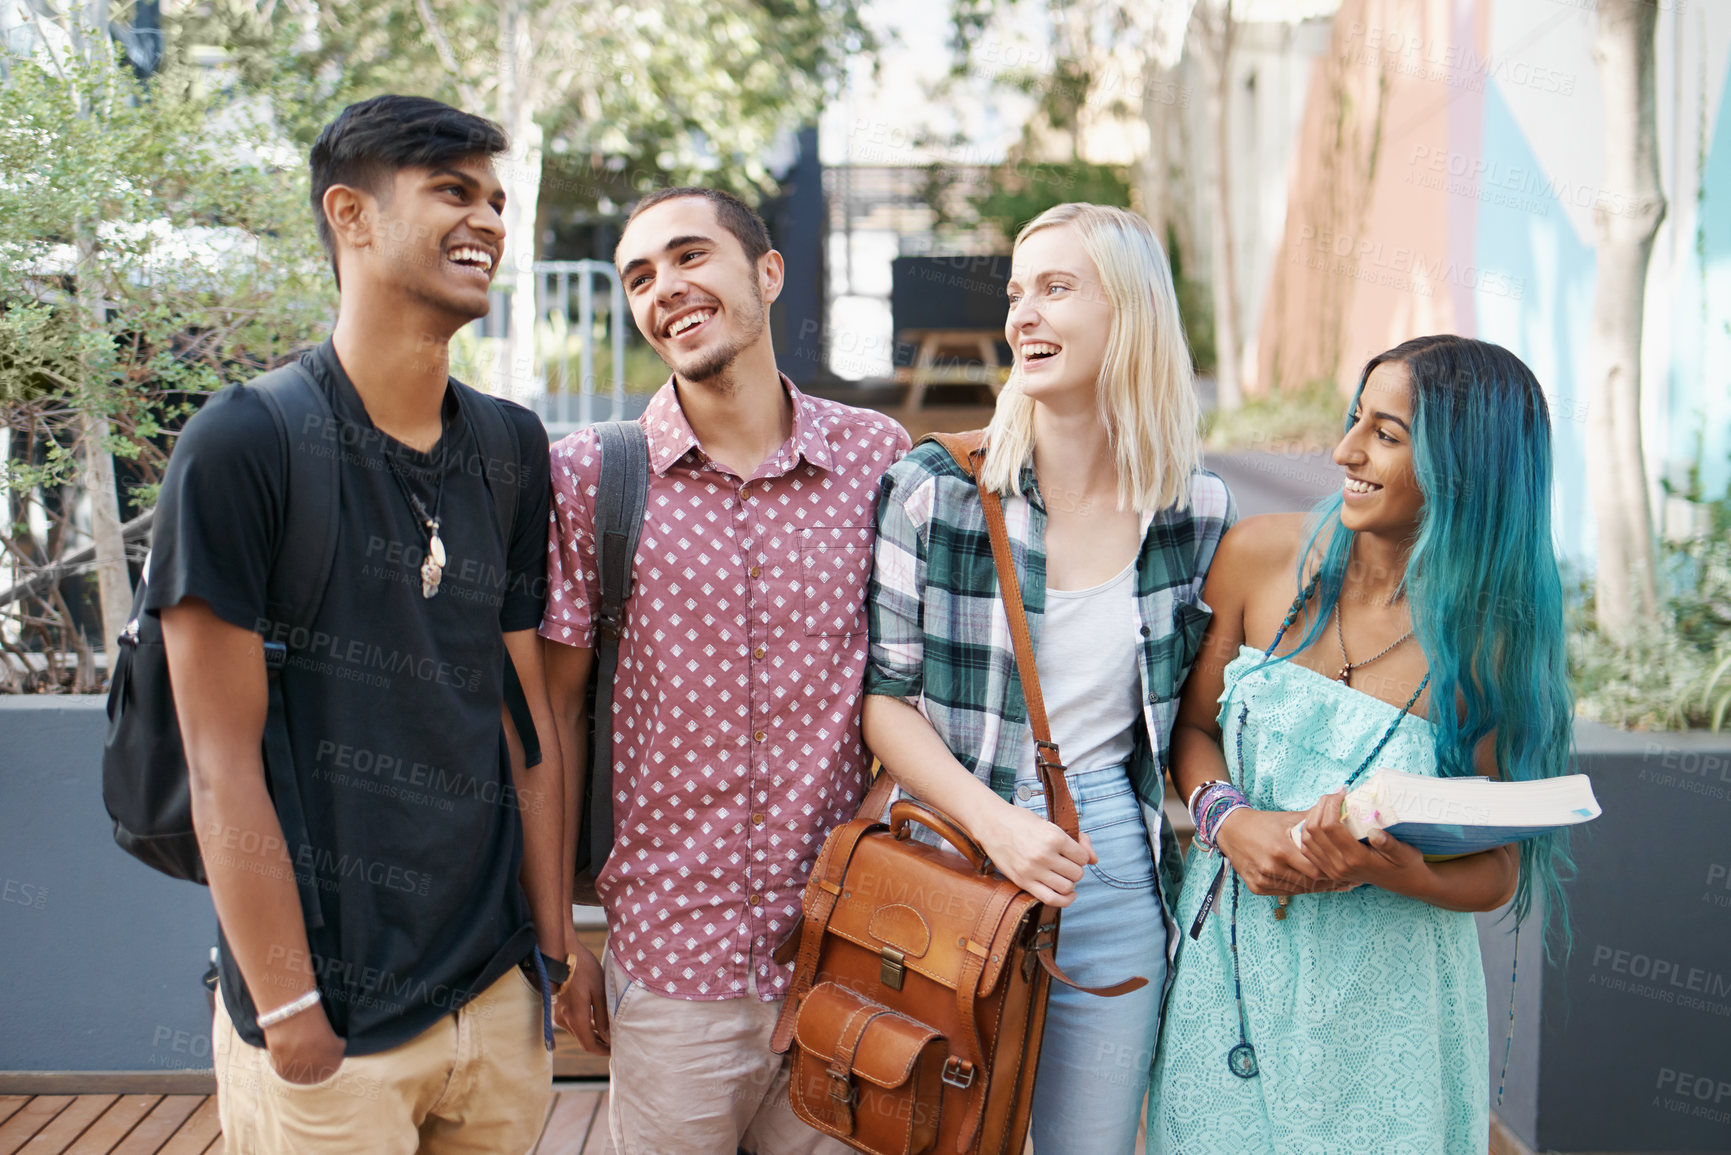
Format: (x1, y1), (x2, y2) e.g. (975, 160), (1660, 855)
(1211, 569), (1430, 1080)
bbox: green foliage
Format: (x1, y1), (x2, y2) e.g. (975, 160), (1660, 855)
(967, 160), (1133, 246)
(1167, 224), (1215, 373)
(278, 0), (869, 212)
(1570, 481), (1731, 731)
(0, 27), (332, 494)
(0, 9), (333, 689)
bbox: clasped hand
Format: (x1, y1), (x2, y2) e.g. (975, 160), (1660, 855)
(976, 800), (1096, 908)
(1290, 788), (1428, 890)
(1214, 791), (1427, 896)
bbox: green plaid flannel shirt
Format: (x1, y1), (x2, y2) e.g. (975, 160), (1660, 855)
(866, 438), (1237, 934)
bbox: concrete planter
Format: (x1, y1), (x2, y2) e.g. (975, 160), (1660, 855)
(0, 696), (215, 1075)
(1479, 721), (1731, 1154)
(3, 694), (1727, 1155)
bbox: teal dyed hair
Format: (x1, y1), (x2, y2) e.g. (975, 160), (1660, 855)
(1275, 335), (1575, 949)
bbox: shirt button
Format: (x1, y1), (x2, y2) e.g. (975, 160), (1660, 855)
(1015, 784), (1032, 801)
(750, 566), (761, 579)
(1140, 625), (1152, 637)
(752, 812), (765, 826)
(753, 646), (766, 659)
(741, 486), (752, 499)
(749, 895), (761, 907)
(754, 730), (766, 742)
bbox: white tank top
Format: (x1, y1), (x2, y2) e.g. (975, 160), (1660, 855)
(1024, 558), (1141, 779)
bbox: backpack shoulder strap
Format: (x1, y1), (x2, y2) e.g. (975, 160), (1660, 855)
(249, 360), (340, 636)
(453, 382), (522, 543)
(592, 421), (650, 638)
(246, 357), (338, 931)
(584, 420), (649, 876)
(451, 382), (537, 763)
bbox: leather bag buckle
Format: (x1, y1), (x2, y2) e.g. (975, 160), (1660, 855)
(941, 1056), (975, 1090)
(827, 1069), (857, 1105)
(879, 947), (905, 991)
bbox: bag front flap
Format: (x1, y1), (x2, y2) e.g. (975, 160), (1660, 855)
(820, 831), (1036, 997)
(794, 981), (943, 1089)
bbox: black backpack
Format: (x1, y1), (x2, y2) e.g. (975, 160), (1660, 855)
(102, 358), (528, 908)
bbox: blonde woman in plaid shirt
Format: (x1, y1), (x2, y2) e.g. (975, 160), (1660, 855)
(863, 202), (1235, 1152)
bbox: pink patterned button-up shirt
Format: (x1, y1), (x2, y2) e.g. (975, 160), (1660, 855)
(541, 376), (910, 1001)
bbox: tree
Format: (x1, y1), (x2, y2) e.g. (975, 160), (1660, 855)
(1191, 0), (1243, 408)
(0, 3), (330, 687)
(1127, 1), (1199, 262)
(1586, 0), (1666, 643)
(399, 0), (868, 401)
(946, 0), (1250, 388)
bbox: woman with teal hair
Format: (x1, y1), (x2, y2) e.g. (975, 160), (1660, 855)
(1150, 335), (1574, 1154)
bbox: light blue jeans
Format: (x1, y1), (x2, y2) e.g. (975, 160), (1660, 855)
(1014, 764), (1167, 1155)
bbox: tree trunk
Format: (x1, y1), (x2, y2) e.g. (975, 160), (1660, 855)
(1199, 1), (1242, 408)
(80, 408), (132, 660)
(1586, 0), (1666, 643)
(72, 1), (133, 666)
(1136, 52), (1174, 253)
(495, 1), (543, 404)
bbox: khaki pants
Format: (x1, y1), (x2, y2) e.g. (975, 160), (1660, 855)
(214, 968), (552, 1155)
(604, 951), (850, 1155)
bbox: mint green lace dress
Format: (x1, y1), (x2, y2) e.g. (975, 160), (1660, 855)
(1149, 646), (1488, 1155)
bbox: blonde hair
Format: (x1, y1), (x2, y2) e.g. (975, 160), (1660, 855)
(980, 202), (1202, 513)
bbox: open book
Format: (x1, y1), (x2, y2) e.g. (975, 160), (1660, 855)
(1290, 769), (1602, 858)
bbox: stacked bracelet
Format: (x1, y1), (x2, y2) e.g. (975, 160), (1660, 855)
(1190, 781), (1250, 853)
(1184, 779), (1220, 817)
(256, 989), (322, 1030)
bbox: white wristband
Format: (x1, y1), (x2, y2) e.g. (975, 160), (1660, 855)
(256, 989), (321, 1030)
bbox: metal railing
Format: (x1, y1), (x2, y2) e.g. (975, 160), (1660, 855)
(527, 259), (629, 428)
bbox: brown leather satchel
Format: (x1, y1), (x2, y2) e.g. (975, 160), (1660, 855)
(769, 431), (1146, 1155)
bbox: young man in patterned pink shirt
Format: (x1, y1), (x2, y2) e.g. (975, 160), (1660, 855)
(540, 187), (910, 1153)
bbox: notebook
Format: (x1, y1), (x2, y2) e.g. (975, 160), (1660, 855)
(1289, 769), (1601, 857)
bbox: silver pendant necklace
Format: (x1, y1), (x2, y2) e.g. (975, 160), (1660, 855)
(380, 425), (450, 599)
(404, 488), (447, 597)
(1333, 597), (1413, 685)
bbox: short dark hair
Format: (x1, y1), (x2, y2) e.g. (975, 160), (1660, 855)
(309, 95), (508, 285)
(618, 187), (772, 266)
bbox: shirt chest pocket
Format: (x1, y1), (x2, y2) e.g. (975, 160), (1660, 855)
(1146, 598), (1214, 702)
(800, 525), (874, 637)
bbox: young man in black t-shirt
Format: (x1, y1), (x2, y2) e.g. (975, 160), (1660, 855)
(152, 96), (565, 1153)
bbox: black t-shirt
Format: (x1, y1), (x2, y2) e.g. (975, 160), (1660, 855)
(144, 339), (551, 1055)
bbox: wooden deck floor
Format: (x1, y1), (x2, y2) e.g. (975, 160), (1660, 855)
(0, 1088), (615, 1154)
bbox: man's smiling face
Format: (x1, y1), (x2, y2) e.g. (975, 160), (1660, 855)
(615, 196), (776, 387)
(352, 156), (505, 323)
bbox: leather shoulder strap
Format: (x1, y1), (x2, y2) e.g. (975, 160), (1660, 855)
(922, 431), (1078, 841)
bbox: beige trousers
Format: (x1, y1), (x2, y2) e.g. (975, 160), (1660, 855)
(214, 968), (552, 1155)
(604, 950), (851, 1155)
